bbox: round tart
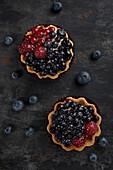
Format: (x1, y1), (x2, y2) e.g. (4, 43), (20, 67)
(47, 97), (102, 151)
(18, 24), (74, 79)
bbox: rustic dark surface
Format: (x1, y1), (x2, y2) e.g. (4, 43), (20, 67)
(0, 0), (113, 169)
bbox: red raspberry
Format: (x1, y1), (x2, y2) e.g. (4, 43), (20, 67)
(38, 26), (46, 32)
(49, 26), (55, 32)
(37, 31), (44, 38)
(72, 134), (86, 147)
(44, 29), (50, 36)
(85, 121), (98, 136)
(46, 38), (51, 42)
(37, 38), (45, 46)
(25, 35), (32, 41)
(34, 46), (47, 59)
(30, 36), (38, 45)
(18, 41), (35, 55)
(32, 27), (38, 34)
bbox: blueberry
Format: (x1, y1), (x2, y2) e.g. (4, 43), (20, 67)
(58, 46), (65, 52)
(89, 153), (98, 162)
(64, 139), (71, 147)
(44, 41), (51, 48)
(46, 63), (52, 70)
(77, 112), (83, 119)
(57, 104), (64, 110)
(64, 102), (70, 109)
(28, 53), (34, 62)
(75, 118), (79, 124)
(33, 66), (40, 73)
(76, 132), (82, 138)
(40, 70), (47, 76)
(52, 2), (62, 12)
(57, 29), (66, 39)
(98, 137), (108, 147)
(88, 106), (94, 113)
(4, 126), (12, 134)
(25, 58), (33, 67)
(76, 71), (91, 85)
(49, 31), (56, 39)
(60, 62), (66, 71)
(25, 127), (34, 137)
(49, 69), (57, 76)
(48, 48), (53, 54)
(91, 50), (101, 60)
(53, 50), (59, 56)
(11, 71), (20, 79)
(52, 41), (58, 48)
(93, 115), (99, 123)
(29, 95), (38, 105)
(13, 100), (24, 111)
(5, 36), (13, 45)
(86, 116), (92, 122)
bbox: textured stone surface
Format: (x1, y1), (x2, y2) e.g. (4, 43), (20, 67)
(0, 0), (113, 169)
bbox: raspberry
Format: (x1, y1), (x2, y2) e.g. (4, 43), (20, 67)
(30, 36), (38, 45)
(25, 35), (32, 41)
(38, 26), (46, 32)
(34, 46), (47, 59)
(18, 41), (35, 55)
(49, 26), (55, 32)
(72, 134), (86, 147)
(32, 27), (38, 34)
(37, 38), (45, 46)
(44, 29), (50, 36)
(85, 121), (98, 136)
(37, 31), (44, 38)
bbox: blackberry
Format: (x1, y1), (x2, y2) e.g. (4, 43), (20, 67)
(52, 41), (58, 48)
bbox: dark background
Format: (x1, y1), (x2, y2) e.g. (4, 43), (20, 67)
(0, 0), (113, 169)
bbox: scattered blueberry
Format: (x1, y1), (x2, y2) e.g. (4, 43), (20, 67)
(89, 153), (98, 162)
(29, 95), (38, 105)
(98, 137), (108, 147)
(57, 29), (66, 39)
(4, 126), (12, 134)
(25, 127), (34, 136)
(76, 71), (91, 85)
(52, 2), (62, 12)
(12, 100), (24, 111)
(91, 50), (101, 60)
(11, 71), (21, 79)
(5, 36), (13, 45)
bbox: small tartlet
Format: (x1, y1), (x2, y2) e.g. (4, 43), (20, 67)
(47, 97), (102, 151)
(20, 24), (74, 79)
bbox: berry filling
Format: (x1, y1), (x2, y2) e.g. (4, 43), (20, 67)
(49, 98), (99, 148)
(18, 25), (73, 77)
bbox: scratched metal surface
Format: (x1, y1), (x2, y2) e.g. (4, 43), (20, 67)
(0, 0), (113, 170)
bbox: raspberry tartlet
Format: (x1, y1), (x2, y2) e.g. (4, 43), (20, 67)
(18, 24), (74, 79)
(47, 97), (102, 151)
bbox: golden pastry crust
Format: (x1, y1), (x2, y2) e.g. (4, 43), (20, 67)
(20, 24), (74, 79)
(47, 97), (102, 151)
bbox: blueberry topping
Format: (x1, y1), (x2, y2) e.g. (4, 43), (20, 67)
(44, 41), (51, 48)
(93, 115), (99, 123)
(4, 126), (12, 134)
(57, 29), (66, 39)
(98, 137), (108, 147)
(58, 46), (65, 52)
(76, 71), (91, 85)
(25, 58), (33, 67)
(52, 41), (58, 48)
(49, 31), (56, 39)
(5, 36), (13, 45)
(89, 153), (98, 162)
(29, 95), (38, 105)
(12, 100), (24, 111)
(25, 127), (34, 136)
(52, 2), (62, 12)
(91, 50), (101, 60)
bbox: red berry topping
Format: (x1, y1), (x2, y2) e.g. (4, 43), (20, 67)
(32, 27), (38, 34)
(44, 29), (50, 36)
(85, 121), (98, 136)
(38, 26), (46, 32)
(18, 41), (35, 55)
(49, 26), (55, 32)
(37, 38), (45, 46)
(37, 31), (44, 38)
(25, 35), (32, 41)
(30, 36), (38, 45)
(46, 38), (51, 42)
(34, 46), (47, 59)
(72, 134), (86, 147)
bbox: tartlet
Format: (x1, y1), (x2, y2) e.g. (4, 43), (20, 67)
(18, 24), (74, 79)
(47, 97), (102, 151)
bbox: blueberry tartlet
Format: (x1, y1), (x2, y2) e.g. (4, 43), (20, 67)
(47, 97), (102, 151)
(18, 25), (74, 79)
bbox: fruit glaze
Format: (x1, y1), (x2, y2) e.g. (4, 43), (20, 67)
(47, 97), (101, 151)
(18, 25), (74, 79)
